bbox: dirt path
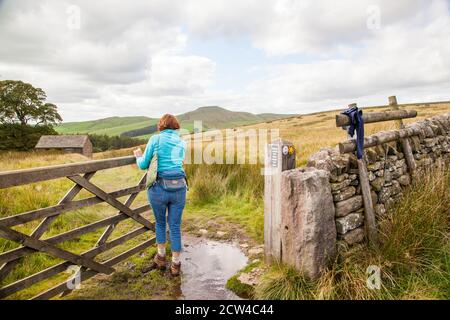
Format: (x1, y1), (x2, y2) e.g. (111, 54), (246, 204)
(64, 234), (250, 300)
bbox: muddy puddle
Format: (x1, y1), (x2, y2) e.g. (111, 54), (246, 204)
(177, 236), (248, 300)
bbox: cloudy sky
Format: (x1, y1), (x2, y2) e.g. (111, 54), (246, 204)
(0, 0), (449, 122)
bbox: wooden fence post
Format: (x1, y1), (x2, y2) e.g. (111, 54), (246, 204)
(388, 96), (417, 175)
(389, 96), (404, 128)
(349, 102), (377, 245)
(357, 159), (378, 245)
(264, 139), (296, 263)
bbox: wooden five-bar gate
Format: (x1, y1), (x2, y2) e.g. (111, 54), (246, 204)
(0, 156), (154, 299)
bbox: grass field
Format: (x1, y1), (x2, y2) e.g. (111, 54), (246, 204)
(1, 101), (449, 299)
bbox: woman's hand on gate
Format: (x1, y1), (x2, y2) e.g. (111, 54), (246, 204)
(133, 148), (143, 158)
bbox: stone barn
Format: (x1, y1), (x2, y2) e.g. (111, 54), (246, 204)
(35, 135), (93, 158)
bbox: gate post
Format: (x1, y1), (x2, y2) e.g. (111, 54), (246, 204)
(264, 139), (296, 263)
(280, 167), (337, 279)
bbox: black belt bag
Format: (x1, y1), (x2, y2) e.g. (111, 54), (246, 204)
(158, 177), (187, 192)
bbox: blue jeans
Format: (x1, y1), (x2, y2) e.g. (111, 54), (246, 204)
(147, 181), (186, 252)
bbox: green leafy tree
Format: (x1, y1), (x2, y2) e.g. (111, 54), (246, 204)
(0, 80), (62, 126)
(36, 103), (63, 125)
(88, 133), (146, 152)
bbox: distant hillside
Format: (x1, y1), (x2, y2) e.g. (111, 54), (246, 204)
(178, 106), (292, 129)
(56, 116), (158, 137)
(56, 106), (294, 138)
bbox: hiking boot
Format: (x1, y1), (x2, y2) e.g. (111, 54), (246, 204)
(169, 262), (181, 277)
(141, 254), (166, 273)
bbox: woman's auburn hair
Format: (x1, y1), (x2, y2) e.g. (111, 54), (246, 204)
(158, 114), (180, 131)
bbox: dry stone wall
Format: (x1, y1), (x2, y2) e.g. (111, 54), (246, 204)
(307, 112), (450, 246)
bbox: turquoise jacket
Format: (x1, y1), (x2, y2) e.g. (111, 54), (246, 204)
(136, 129), (186, 173)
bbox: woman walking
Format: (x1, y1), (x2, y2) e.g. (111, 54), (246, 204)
(133, 114), (187, 276)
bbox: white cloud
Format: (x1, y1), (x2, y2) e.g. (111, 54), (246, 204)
(148, 54), (216, 95)
(239, 0), (450, 113)
(183, 0), (428, 55)
(0, 0), (216, 119)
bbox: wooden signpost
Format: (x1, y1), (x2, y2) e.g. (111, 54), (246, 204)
(264, 139), (296, 263)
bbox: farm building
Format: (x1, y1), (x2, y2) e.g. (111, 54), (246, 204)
(35, 135), (93, 157)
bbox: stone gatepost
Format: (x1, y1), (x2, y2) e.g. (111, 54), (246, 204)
(280, 167), (337, 279)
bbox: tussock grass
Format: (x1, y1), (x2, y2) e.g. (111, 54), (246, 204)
(254, 263), (319, 300)
(185, 163), (263, 205)
(188, 169), (227, 204)
(255, 166), (450, 300)
(183, 163), (264, 240)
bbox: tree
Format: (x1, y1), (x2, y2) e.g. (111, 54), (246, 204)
(0, 80), (62, 126)
(0, 123), (58, 151)
(36, 103), (63, 126)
